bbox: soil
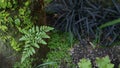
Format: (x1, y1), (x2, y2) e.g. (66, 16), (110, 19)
(70, 41), (120, 68)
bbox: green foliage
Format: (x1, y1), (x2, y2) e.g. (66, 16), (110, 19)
(96, 56), (114, 68)
(0, 10), (14, 43)
(19, 26), (53, 63)
(0, 25), (7, 31)
(0, 0), (13, 9)
(0, 0), (33, 51)
(10, 37), (21, 51)
(100, 18), (120, 29)
(35, 62), (57, 68)
(78, 56), (114, 68)
(42, 31), (76, 68)
(0, 11), (9, 31)
(0, 0), (54, 67)
(78, 58), (92, 68)
(14, 58), (33, 68)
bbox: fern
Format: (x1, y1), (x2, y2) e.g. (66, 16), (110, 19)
(19, 26), (53, 63)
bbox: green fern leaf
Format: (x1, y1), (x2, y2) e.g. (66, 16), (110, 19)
(40, 39), (47, 45)
(20, 26), (53, 63)
(40, 32), (50, 38)
(40, 26), (54, 32)
(33, 43), (39, 48)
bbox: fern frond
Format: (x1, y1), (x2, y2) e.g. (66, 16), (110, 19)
(20, 26), (53, 63)
(40, 26), (54, 32)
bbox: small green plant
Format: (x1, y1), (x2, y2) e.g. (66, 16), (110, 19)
(0, 0), (54, 67)
(96, 56), (114, 68)
(13, 58), (33, 68)
(78, 58), (92, 68)
(78, 56), (114, 68)
(0, 0), (33, 50)
(0, 10), (12, 31)
(0, 0), (13, 9)
(42, 31), (76, 68)
(19, 26), (54, 63)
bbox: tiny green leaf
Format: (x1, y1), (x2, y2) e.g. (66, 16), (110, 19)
(15, 18), (20, 26)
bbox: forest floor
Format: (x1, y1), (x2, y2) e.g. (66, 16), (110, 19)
(71, 42), (120, 68)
